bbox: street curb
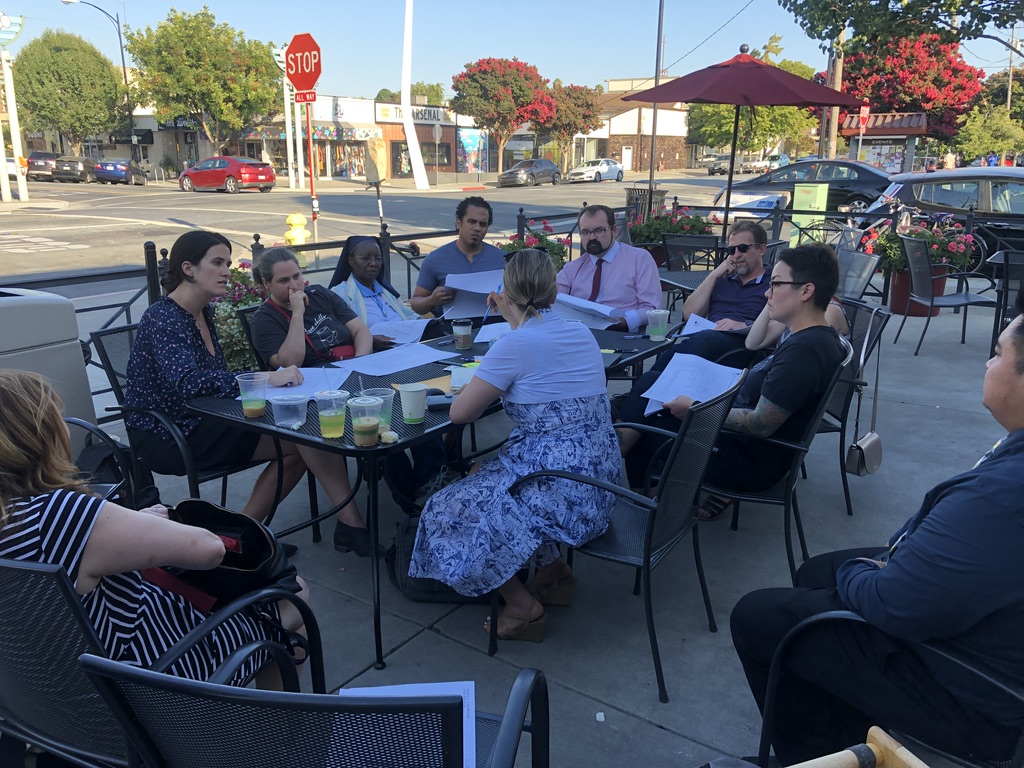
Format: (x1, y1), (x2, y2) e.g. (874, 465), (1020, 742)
(0, 199), (71, 213)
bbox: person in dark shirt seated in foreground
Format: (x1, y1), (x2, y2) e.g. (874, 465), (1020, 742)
(617, 243), (846, 518)
(730, 288), (1024, 766)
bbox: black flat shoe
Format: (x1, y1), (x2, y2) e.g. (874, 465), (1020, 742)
(334, 521), (385, 558)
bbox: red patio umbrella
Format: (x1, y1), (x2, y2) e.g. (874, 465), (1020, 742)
(625, 45), (868, 236)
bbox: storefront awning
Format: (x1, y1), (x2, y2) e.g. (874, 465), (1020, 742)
(108, 128), (154, 145)
(239, 121), (381, 142)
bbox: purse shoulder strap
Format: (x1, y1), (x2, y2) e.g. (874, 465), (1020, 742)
(853, 307), (882, 436)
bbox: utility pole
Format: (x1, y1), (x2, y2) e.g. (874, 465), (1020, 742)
(825, 28), (846, 160)
(1008, 24), (1016, 113)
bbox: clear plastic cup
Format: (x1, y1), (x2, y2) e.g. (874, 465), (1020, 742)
(398, 383), (428, 424)
(236, 373), (269, 418)
(452, 319), (473, 350)
(269, 393), (308, 429)
(348, 396), (383, 447)
(647, 309), (671, 341)
(315, 389), (349, 439)
(360, 387), (396, 433)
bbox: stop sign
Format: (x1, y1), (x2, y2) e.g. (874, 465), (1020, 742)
(285, 33), (321, 93)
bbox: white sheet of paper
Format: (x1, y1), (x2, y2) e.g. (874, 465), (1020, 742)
(334, 343), (454, 378)
(473, 322), (511, 343)
(552, 294), (625, 330)
(555, 293), (625, 319)
(443, 270), (504, 295)
(678, 313), (717, 336)
(443, 290), (489, 319)
(336, 680), (475, 768)
(370, 318), (432, 345)
(641, 353), (742, 416)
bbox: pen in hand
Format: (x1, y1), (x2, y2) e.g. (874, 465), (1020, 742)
(481, 281), (503, 323)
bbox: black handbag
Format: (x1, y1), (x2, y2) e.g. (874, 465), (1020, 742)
(845, 310), (883, 477)
(147, 499), (300, 612)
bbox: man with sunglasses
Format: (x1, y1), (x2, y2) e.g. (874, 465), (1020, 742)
(655, 219), (770, 368)
(555, 204), (661, 331)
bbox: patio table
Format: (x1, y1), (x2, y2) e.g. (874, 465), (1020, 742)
(189, 357), (465, 670)
(987, 249), (1024, 356)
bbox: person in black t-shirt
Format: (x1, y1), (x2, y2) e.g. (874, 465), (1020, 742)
(251, 247), (372, 368)
(618, 243), (847, 516)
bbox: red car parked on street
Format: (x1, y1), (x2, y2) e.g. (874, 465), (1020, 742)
(178, 156), (275, 193)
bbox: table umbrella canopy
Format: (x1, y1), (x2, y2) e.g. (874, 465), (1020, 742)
(625, 46), (868, 237)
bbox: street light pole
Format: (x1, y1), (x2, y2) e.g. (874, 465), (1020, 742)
(61, 0), (137, 162)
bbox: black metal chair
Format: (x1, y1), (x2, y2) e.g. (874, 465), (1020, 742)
(988, 249), (1024, 357)
(504, 374), (746, 704)
(89, 325), (286, 517)
(756, 610), (1024, 768)
(0, 559), (321, 768)
(815, 300), (890, 517)
(835, 248), (882, 300)
(661, 233), (720, 271)
(81, 654), (549, 768)
(702, 338), (853, 582)
(65, 417), (138, 509)
(892, 235), (997, 356)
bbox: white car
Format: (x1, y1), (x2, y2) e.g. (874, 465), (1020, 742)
(567, 158), (624, 183)
(6, 156), (25, 180)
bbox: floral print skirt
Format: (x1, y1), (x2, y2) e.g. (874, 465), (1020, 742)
(409, 394), (620, 596)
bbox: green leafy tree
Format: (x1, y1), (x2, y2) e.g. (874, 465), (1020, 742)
(536, 81), (603, 171)
(125, 8), (278, 146)
(450, 58), (556, 172)
(778, 0), (1024, 56)
(12, 30), (120, 155)
(374, 82), (445, 105)
(954, 105), (1024, 160)
(981, 67), (1024, 124)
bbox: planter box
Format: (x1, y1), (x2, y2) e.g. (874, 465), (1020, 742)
(888, 268), (947, 317)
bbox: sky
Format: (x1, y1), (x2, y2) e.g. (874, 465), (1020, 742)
(6, 0), (1021, 100)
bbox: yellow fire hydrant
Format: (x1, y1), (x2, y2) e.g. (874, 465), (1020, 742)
(284, 212), (310, 266)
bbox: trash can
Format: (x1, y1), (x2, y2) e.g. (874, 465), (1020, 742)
(0, 288), (97, 453)
(625, 186), (668, 222)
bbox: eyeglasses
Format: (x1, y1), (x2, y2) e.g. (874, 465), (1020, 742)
(724, 243), (763, 256)
(767, 280), (807, 291)
(580, 227), (610, 238)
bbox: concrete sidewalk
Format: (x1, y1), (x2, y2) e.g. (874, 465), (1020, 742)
(89, 297), (997, 767)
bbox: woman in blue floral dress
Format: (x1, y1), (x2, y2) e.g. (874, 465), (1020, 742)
(410, 249), (619, 642)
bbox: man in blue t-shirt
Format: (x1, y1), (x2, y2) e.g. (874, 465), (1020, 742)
(654, 219), (769, 370)
(408, 196), (506, 317)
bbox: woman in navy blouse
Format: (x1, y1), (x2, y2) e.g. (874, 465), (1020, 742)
(125, 230), (378, 557)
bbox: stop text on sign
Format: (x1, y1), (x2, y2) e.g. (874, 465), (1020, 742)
(287, 50), (319, 77)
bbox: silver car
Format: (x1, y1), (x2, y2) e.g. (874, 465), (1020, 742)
(567, 158), (624, 183)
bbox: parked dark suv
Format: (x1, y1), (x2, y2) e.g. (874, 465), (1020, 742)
(864, 167), (1024, 269)
(497, 158), (561, 187)
(27, 151), (58, 181)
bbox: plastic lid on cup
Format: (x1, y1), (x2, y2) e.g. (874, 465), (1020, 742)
(348, 396), (383, 406)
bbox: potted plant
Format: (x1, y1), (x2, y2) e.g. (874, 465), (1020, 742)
(212, 260), (265, 372)
(861, 222), (975, 316)
(499, 219), (569, 271)
(624, 206), (715, 267)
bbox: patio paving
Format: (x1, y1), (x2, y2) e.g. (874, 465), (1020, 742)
(86, 292), (1003, 767)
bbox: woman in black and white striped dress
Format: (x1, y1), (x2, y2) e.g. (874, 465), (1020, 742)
(0, 370), (308, 688)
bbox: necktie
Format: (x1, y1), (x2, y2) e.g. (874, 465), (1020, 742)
(588, 258), (604, 302)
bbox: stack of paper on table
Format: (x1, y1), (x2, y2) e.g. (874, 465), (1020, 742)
(441, 270), (505, 319)
(370, 318), (433, 345)
(335, 680), (475, 767)
(641, 353), (743, 416)
(473, 322), (511, 343)
(331, 344), (454, 378)
(553, 294), (625, 330)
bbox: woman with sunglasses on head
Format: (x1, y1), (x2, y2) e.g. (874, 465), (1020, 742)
(409, 249), (620, 643)
(250, 246), (372, 368)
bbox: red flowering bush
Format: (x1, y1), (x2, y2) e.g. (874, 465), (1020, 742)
(862, 222), (974, 273)
(211, 259), (266, 371)
(627, 205), (714, 244)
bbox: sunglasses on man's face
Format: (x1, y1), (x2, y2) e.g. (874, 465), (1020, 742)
(724, 243), (762, 256)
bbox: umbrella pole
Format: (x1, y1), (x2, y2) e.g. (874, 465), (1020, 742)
(720, 105), (740, 241)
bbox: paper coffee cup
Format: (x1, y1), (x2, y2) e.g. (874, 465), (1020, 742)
(398, 383), (428, 424)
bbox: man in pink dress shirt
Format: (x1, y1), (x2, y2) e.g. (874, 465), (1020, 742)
(555, 205), (662, 332)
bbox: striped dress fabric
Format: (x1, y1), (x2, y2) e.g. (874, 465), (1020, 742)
(0, 488), (279, 684)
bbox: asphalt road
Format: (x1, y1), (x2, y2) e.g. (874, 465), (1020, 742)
(0, 170), (725, 282)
